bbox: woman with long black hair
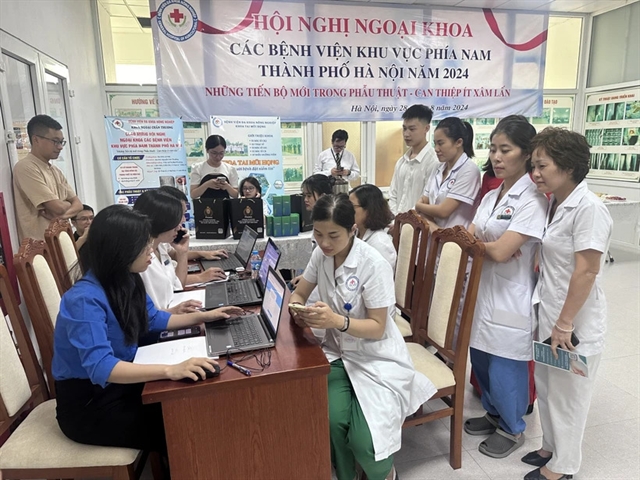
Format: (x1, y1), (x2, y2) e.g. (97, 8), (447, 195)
(52, 205), (241, 452)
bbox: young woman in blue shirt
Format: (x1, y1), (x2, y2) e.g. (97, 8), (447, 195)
(52, 205), (240, 452)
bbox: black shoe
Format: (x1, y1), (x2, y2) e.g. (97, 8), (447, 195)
(526, 403), (535, 415)
(521, 450), (552, 467)
(524, 467), (573, 480)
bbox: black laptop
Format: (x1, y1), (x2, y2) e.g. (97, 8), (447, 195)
(201, 226), (258, 272)
(204, 238), (281, 308)
(205, 267), (286, 356)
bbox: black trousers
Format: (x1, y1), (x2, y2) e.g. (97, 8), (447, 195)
(55, 379), (167, 454)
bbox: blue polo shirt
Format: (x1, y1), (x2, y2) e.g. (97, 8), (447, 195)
(52, 272), (171, 387)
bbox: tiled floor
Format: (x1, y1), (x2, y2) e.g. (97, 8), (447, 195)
(396, 247), (640, 480)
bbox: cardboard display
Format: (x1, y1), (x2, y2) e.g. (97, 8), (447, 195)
(229, 198), (265, 239)
(194, 198), (229, 239)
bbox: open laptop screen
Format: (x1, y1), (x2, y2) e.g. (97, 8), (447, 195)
(258, 239), (281, 288)
(235, 227), (258, 264)
(261, 268), (285, 335)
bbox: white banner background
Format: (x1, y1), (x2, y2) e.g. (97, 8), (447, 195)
(151, 0), (548, 121)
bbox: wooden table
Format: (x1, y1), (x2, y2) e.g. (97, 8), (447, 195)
(142, 309), (331, 479)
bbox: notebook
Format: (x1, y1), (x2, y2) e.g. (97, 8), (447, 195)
(205, 267), (285, 356)
(201, 226), (258, 272)
(204, 238), (281, 308)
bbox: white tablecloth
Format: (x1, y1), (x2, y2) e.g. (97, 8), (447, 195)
(189, 231), (314, 271)
(603, 200), (640, 249)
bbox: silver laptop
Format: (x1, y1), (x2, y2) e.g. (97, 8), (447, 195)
(205, 267), (285, 356)
(204, 238), (281, 308)
(201, 226), (258, 272)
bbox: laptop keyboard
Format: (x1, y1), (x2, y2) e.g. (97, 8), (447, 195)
(229, 317), (263, 347)
(213, 256), (242, 271)
(228, 281), (255, 304)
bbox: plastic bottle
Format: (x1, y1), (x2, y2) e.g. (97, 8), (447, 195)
(250, 250), (262, 279)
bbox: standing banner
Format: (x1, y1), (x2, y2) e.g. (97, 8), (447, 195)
(585, 87), (640, 182)
(151, 0), (548, 121)
(105, 117), (190, 206)
(208, 115), (284, 214)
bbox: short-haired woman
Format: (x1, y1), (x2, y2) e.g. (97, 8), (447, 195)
(523, 128), (612, 480)
(290, 194), (436, 480)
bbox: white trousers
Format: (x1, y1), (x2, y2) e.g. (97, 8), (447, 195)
(534, 352), (601, 475)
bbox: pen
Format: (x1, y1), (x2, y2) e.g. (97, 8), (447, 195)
(227, 360), (252, 376)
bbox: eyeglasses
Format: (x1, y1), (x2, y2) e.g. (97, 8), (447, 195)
(208, 150), (225, 157)
(73, 215), (94, 222)
(243, 186), (257, 192)
(36, 135), (67, 147)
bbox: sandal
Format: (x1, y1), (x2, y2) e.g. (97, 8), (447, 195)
(464, 413), (500, 436)
(521, 450), (553, 467)
(479, 428), (525, 458)
(524, 467), (573, 479)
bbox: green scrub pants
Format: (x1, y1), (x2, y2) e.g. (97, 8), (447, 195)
(329, 359), (394, 480)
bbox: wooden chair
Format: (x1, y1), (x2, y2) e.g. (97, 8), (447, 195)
(13, 238), (63, 398)
(45, 218), (81, 293)
(0, 264), (142, 480)
(403, 226), (485, 469)
(391, 210), (430, 338)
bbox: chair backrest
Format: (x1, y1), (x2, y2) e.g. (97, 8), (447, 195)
(0, 264), (48, 437)
(45, 218), (81, 292)
(391, 210), (430, 315)
(14, 239), (63, 398)
(413, 226), (485, 373)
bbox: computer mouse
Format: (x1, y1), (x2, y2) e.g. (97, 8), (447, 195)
(193, 364), (220, 381)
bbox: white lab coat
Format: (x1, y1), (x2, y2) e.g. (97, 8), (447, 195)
(469, 175), (547, 361)
(361, 229), (397, 271)
(140, 243), (183, 309)
(303, 238), (436, 461)
(534, 181), (612, 356)
(314, 148), (360, 182)
(424, 153), (481, 229)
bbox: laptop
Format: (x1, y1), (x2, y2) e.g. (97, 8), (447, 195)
(205, 267), (286, 356)
(201, 226), (258, 272)
(204, 238), (282, 308)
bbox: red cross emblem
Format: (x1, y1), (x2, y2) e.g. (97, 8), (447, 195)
(169, 8), (184, 24)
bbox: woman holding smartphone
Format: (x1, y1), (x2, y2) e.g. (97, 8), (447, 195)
(290, 194), (435, 480)
(190, 135), (239, 199)
(52, 205), (241, 453)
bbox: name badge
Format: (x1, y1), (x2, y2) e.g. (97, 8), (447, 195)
(497, 205), (515, 220)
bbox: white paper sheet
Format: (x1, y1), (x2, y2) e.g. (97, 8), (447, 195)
(169, 289), (206, 308)
(133, 336), (210, 365)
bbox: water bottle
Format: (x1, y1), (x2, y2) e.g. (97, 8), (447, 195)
(250, 250), (262, 279)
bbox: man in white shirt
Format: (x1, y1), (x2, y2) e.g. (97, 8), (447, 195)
(314, 129), (360, 184)
(388, 105), (438, 216)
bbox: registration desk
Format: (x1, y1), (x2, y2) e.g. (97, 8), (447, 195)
(189, 230), (314, 271)
(141, 309), (331, 479)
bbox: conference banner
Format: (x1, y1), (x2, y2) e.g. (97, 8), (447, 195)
(209, 115), (284, 214)
(151, 0), (549, 121)
(105, 117), (190, 206)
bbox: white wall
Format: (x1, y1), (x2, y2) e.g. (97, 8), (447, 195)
(1, 0), (112, 223)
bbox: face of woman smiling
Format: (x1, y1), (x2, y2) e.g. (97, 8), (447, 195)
(313, 219), (354, 258)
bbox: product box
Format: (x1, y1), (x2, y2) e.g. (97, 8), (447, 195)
(290, 194), (313, 232)
(194, 198), (229, 239)
(282, 216), (291, 236)
(290, 213), (300, 235)
(273, 195), (283, 217)
(273, 216), (283, 237)
(282, 195), (291, 216)
(228, 198), (265, 239)
(265, 215), (274, 237)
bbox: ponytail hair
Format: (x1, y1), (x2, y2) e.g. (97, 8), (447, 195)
(435, 117), (475, 158)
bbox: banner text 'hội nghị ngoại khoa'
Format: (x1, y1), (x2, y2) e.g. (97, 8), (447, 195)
(151, 0), (549, 122)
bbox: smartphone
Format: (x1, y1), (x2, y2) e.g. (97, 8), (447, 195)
(187, 263), (201, 273)
(173, 229), (187, 244)
(158, 326), (202, 342)
(543, 332), (580, 347)
(288, 303), (308, 313)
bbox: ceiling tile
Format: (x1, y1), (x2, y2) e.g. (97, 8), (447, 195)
(110, 16), (141, 28)
(571, 0), (628, 12)
(130, 5), (151, 16)
(413, 0), (464, 5)
(543, 0), (595, 11)
(453, 0), (509, 7)
(498, 0), (554, 10)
